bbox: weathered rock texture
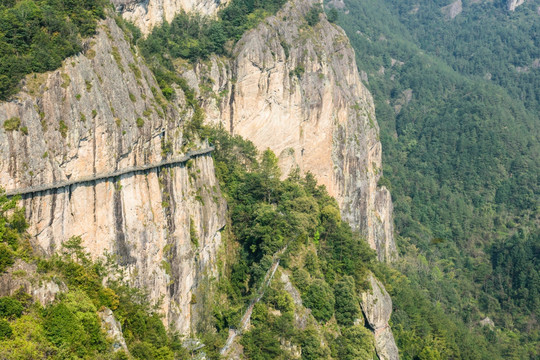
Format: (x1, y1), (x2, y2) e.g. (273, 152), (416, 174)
(99, 307), (129, 352)
(441, 0), (462, 19)
(507, 0), (526, 11)
(0, 17), (226, 334)
(112, 0), (230, 35)
(183, 0), (397, 262)
(0, 259), (67, 306)
(361, 273), (399, 360)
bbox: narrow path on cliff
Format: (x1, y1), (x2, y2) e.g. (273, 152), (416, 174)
(4, 147), (214, 197)
(219, 245), (288, 356)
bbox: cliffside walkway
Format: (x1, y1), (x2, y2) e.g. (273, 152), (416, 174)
(5, 147), (214, 198)
(220, 245), (288, 356)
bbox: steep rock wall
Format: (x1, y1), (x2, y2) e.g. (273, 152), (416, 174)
(0, 18), (226, 334)
(361, 273), (400, 360)
(507, 0), (526, 11)
(112, 0), (230, 35)
(183, 0), (397, 262)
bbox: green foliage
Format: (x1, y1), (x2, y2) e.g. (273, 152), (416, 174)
(3, 117), (20, 131)
(0, 243), (15, 273)
(136, 117), (144, 128)
(0, 319), (12, 339)
(43, 290), (107, 357)
(302, 279), (335, 323)
(334, 0), (540, 357)
(190, 217), (199, 247)
(141, 0), (285, 63)
(332, 325), (375, 359)
(305, 6), (322, 26)
(0, 190), (28, 272)
(137, 0), (286, 103)
(0, 297), (23, 319)
(326, 8), (338, 23)
(0, 0), (107, 99)
(333, 276), (359, 326)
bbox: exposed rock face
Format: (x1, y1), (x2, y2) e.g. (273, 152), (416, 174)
(112, 0), (230, 35)
(361, 273), (399, 360)
(441, 0), (462, 19)
(99, 307), (129, 352)
(0, 18), (226, 333)
(0, 259), (67, 306)
(185, 0), (397, 262)
(507, 0), (526, 11)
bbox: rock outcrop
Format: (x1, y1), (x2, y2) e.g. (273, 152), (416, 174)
(507, 0), (526, 11)
(361, 273), (399, 360)
(99, 307), (129, 352)
(112, 0), (230, 35)
(441, 0), (462, 19)
(0, 17), (226, 333)
(183, 0), (397, 262)
(0, 259), (67, 306)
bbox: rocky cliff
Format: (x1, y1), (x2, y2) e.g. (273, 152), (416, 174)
(361, 273), (400, 360)
(0, 17), (226, 334)
(112, 0), (230, 35)
(182, 0), (397, 262)
(507, 0), (526, 11)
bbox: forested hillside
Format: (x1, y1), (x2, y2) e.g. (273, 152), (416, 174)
(2, 0), (539, 358)
(332, 0), (539, 358)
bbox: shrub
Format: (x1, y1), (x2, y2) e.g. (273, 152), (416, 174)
(302, 279), (335, 323)
(136, 117), (144, 128)
(3, 117), (20, 131)
(0, 297), (23, 319)
(305, 6), (322, 26)
(0, 243), (14, 273)
(334, 276), (359, 326)
(0, 319), (12, 339)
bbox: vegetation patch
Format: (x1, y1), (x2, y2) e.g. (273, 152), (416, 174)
(3, 117), (20, 132)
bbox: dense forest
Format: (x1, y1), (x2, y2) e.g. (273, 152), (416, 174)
(0, 0), (108, 99)
(332, 0), (540, 358)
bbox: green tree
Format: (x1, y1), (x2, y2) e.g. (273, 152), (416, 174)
(303, 279), (335, 323)
(334, 276), (359, 326)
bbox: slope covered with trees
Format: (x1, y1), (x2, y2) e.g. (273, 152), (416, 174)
(0, 0), (107, 100)
(331, 0), (539, 358)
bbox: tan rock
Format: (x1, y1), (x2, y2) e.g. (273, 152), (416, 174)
(0, 18), (226, 334)
(189, 0), (397, 261)
(361, 273), (399, 360)
(0, 260), (67, 306)
(112, 0), (231, 35)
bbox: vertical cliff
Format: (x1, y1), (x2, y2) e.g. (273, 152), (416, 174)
(0, 17), (226, 334)
(182, 0), (397, 262)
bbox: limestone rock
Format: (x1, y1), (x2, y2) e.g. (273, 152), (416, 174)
(0, 17), (226, 334)
(361, 273), (399, 360)
(0, 259), (67, 306)
(186, 0), (397, 262)
(441, 0), (462, 19)
(112, 0), (230, 35)
(507, 0), (526, 11)
(480, 317), (495, 328)
(99, 307), (129, 352)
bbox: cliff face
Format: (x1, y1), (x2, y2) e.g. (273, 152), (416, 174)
(112, 0), (230, 35)
(183, 0), (397, 262)
(0, 17), (226, 333)
(361, 273), (400, 360)
(507, 0), (526, 11)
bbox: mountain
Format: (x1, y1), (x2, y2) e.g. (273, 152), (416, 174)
(0, 0), (400, 358)
(332, 0), (540, 357)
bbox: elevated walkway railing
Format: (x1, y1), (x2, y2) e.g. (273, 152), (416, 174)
(5, 147), (214, 197)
